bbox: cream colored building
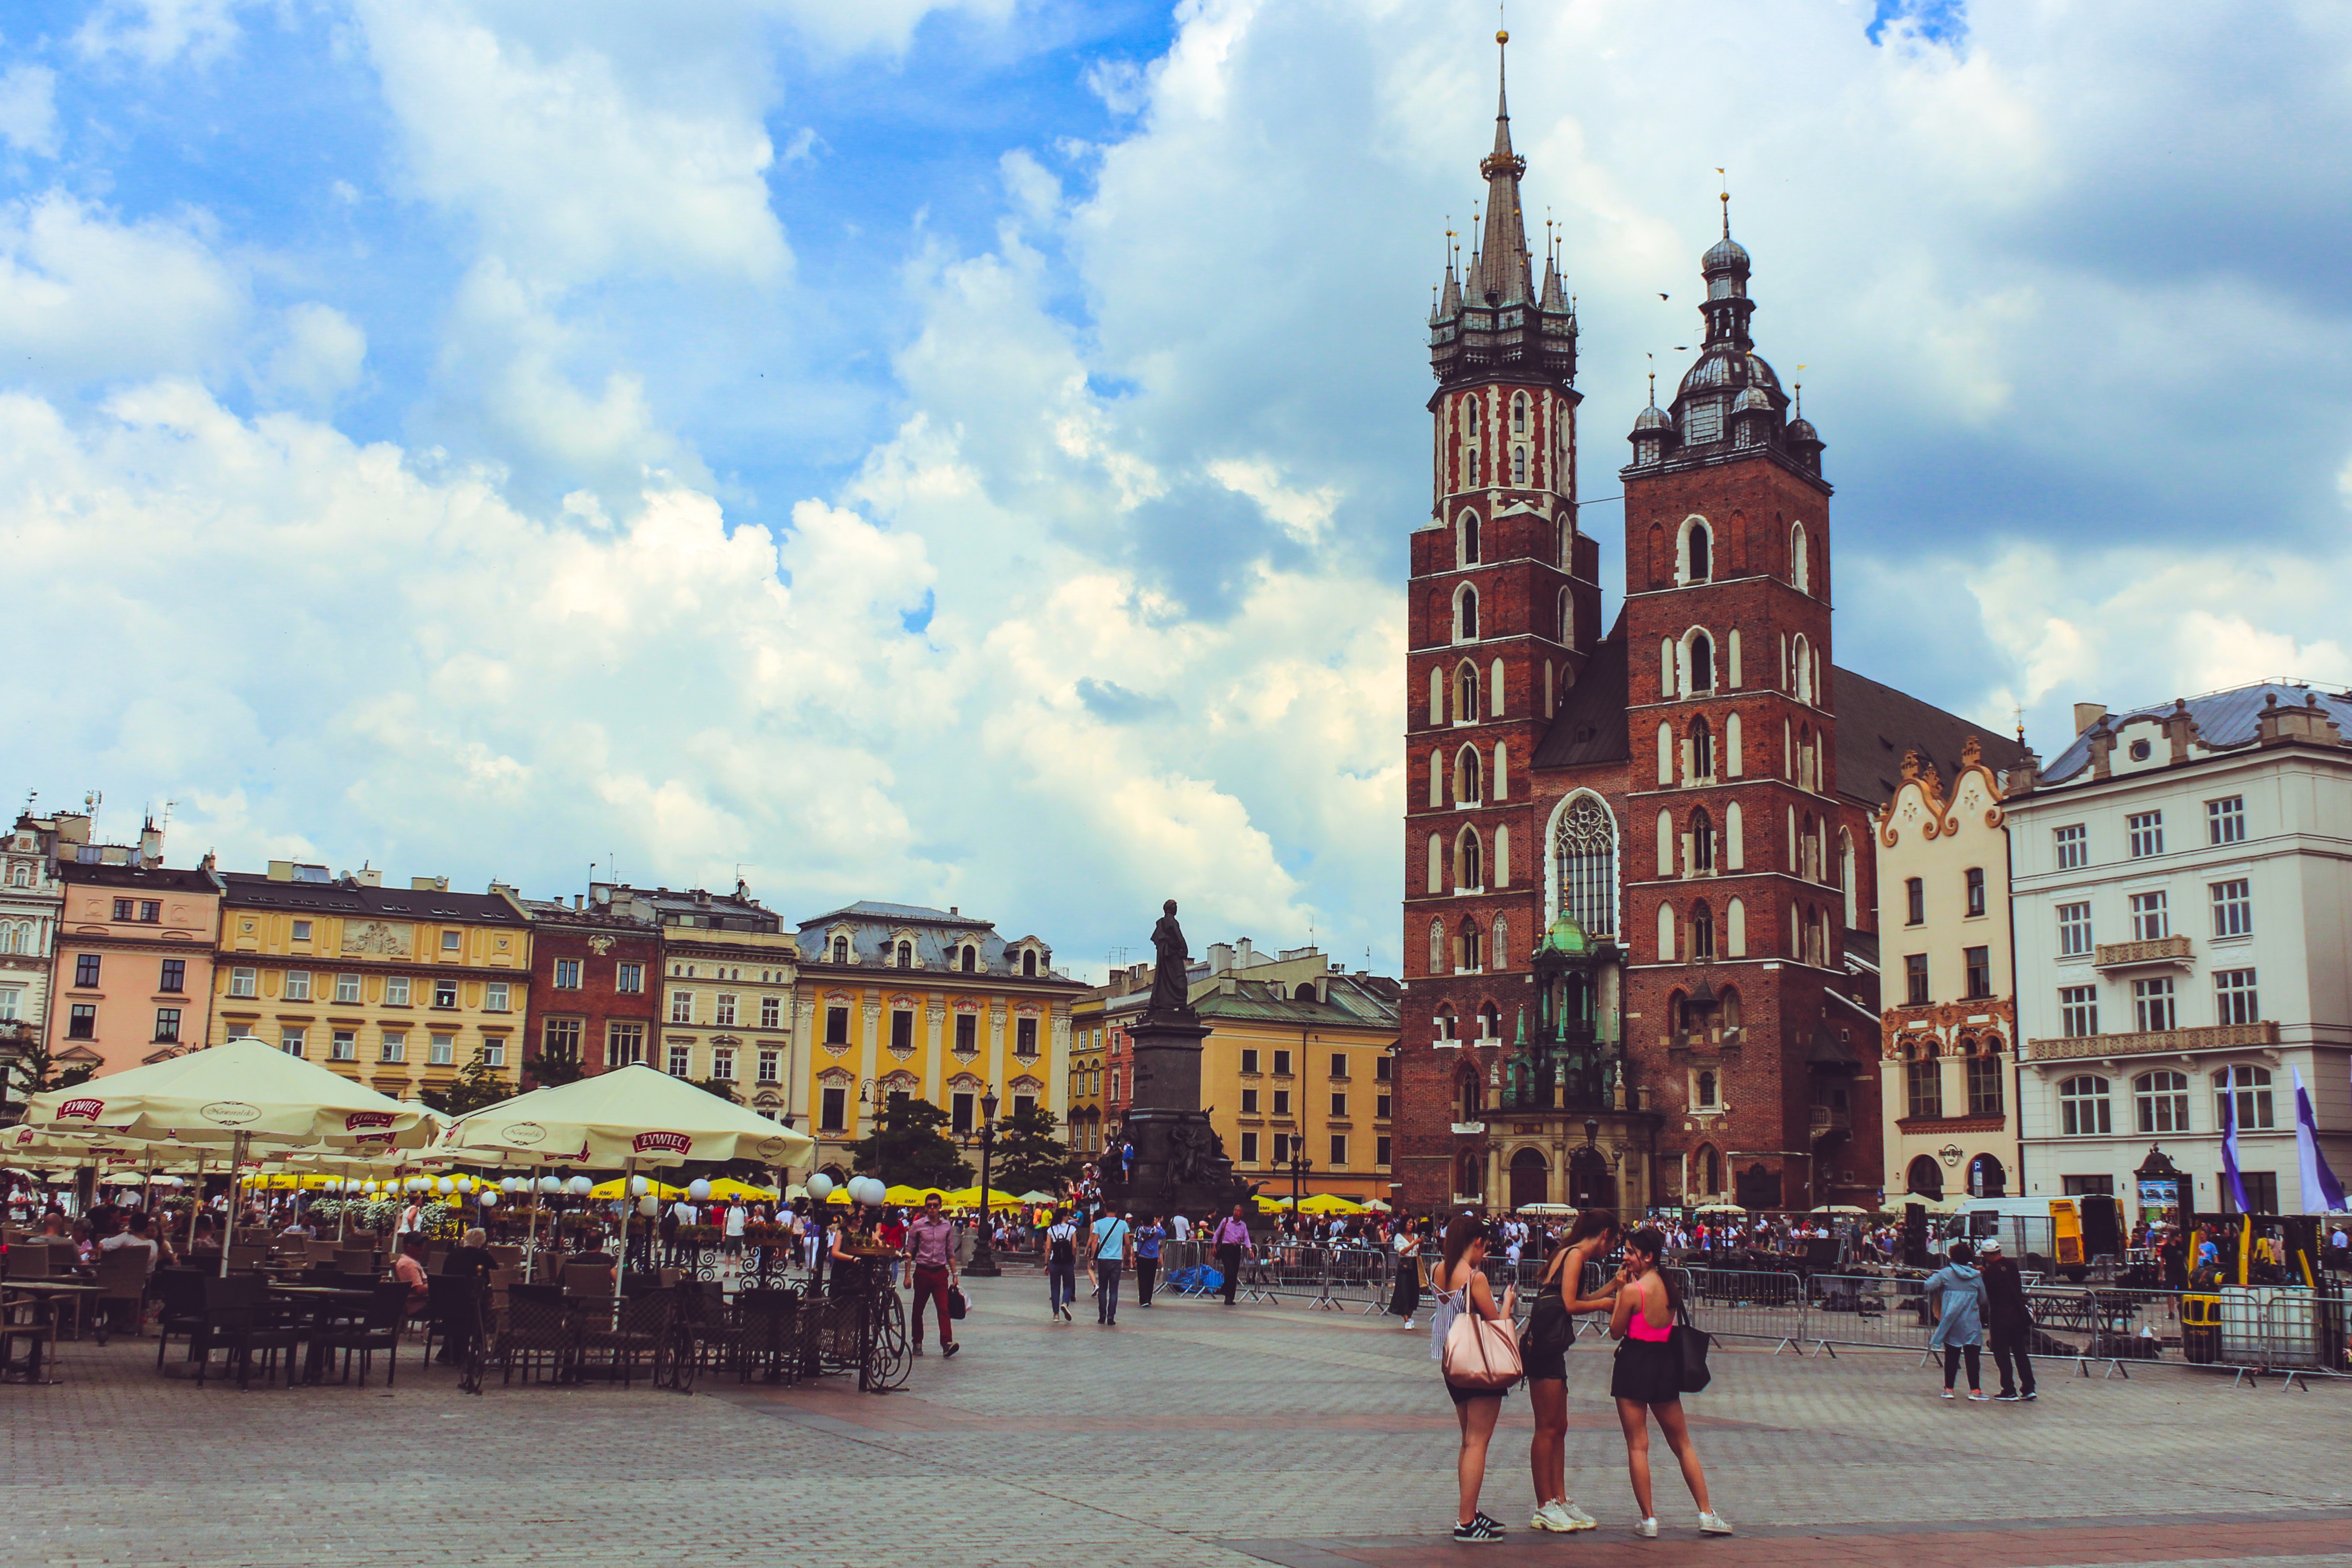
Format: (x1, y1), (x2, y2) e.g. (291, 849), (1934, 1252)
(211, 864), (531, 1098)
(1873, 740), (2020, 1201)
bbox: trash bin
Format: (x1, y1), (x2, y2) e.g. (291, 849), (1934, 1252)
(2181, 1293), (2221, 1364)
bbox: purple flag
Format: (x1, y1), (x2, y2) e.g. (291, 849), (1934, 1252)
(2291, 1065), (2346, 1214)
(2220, 1065), (2251, 1215)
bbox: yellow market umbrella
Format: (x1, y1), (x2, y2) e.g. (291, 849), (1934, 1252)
(1297, 1193), (1368, 1216)
(944, 1186), (1023, 1212)
(705, 1178), (779, 1201)
(1253, 1194), (1293, 1213)
(590, 1177), (684, 1201)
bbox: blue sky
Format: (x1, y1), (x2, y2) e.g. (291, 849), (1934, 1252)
(5, 1), (2351, 979)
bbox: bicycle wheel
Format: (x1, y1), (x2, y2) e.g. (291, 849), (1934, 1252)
(863, 1285), (912, 1392)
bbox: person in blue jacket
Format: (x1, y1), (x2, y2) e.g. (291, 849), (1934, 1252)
(1924, 1240), (1989, 1401)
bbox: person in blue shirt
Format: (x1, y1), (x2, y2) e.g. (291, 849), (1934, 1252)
(1132, 1211), (1166, 1307)
(1090, 1207), (1132, 1325)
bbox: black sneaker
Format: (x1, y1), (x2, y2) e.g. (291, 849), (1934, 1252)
(942, 1342), (960, 1359)
(2021, 1390), (2038, 1400)
(1451, 1517), (1502, 1543)
(1473, 1513), (1505, 1533)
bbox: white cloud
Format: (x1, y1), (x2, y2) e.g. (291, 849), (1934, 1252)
(76, 0), (248, 69)
(257, 302), (366, 405)
(354, 0), (791, 287)
(0, 191), (244, 385)
(0, 66), (59, 156)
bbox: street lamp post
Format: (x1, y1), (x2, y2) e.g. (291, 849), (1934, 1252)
(966, 1088), (1003, 1278)
(1287, 1147), (1313, 1214)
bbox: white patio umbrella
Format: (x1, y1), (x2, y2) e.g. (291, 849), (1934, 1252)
(435, 1065), (815, 1296)
(21, 1038), (436, 1271)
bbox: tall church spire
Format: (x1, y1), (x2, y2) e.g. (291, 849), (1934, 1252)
(1474, 29), (1531, 307)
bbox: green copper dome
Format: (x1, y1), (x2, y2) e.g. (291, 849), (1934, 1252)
(1544, 915), (1590, 955)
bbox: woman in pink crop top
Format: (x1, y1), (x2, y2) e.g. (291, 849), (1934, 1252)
(1605, 1226), (1731, 1539)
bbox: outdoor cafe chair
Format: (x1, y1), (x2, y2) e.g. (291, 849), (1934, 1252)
(562, 1263), (614, 1297)
(0, 1285), (59, 1382)
(578, 1286), (673, 1389)
(326, 1283), (408, 1388)
(494, 1283), (573, 1385)
(90, 1248), (150, 1344)
(152, 1269), (211, 1368)
(305, 1239), (344, 1264)
(334, 1249), (376, 1276)
(421, 1276), (481, 1369)
(733, 1288), (801, 1387)
(195, 1274), (299, 1391)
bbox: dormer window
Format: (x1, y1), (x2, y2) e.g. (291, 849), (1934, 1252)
(895, 941), (913, 967)
(831, 936), (849, 964)
(1684, 402), (1722, 445)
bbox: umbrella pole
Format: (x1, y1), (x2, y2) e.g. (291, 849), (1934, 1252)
(524, 1191), (539, 1283)
(219, 1132), (249, 1278)
(613, 1157), (634, 1300)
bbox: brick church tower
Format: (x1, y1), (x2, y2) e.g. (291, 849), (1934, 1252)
(1615, 199), (1876, 1212)
(1395, 34), (1605, 1209)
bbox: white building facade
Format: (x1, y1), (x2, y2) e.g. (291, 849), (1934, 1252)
(1, 815), (66, 1085)
(2009, 685), (2352, 1217)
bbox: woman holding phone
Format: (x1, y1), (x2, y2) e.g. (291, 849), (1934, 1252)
(1607, 1226), (1731, 1539)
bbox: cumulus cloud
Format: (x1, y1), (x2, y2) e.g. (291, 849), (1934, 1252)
(75, 0), (248, 69)
(256, 303), (366, 406)
(0, 66), (59, 156)
(0, 191), (244, 385)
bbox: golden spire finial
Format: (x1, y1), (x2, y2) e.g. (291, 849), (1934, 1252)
(1716, 167), (1729, 237)
(1793, 363), (1805, 419)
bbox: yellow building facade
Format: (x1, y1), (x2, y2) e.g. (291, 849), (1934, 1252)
(793, 902), (1082, 1179)
(1067, 993), (1107, 1155)
(211, 865), (531, 1098)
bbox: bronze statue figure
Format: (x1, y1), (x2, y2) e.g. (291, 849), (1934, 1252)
(1148, 899), (1192, 1014)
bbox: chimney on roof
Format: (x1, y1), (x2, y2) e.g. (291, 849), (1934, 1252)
(2072, 702), (2108, 734)
(268, 860), (296, 882)
(1235, 937), (1256, 969)
(949, 905), (958, 916)
(138, 816), (164, 866)
(574, 894), (583, 910)
(1207, 942), (1234, 975)
(352, 866), (382, 888)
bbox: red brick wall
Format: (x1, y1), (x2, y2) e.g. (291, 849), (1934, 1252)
(523, 921), (661, 1077)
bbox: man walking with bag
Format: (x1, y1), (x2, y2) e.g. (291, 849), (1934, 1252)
(1212, 1204), (1251, 1306)
(1091, 1205), (1132, 1325)
(903, 1193), (962, 1358)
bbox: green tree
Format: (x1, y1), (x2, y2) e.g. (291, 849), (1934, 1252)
(990, 1102), (1072, 1197)
(691, 1076), (739, 1105)
(421, 1050), (512, 1117)
(3, 1034), (95, 1117)
(849, 1094), (971, 1188)
(524, 1041), (587, 1089)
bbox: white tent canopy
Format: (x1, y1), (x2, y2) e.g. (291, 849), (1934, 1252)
(435, 1064), (814, 1170)
(20, 1038), (435, 1150)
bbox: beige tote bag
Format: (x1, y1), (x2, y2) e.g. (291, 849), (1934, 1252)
(1441, 1300), (1524, 1390)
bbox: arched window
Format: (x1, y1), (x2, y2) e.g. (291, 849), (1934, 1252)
(2213, 1066), (2276, 1129)
(1022, 950), (1038, 977)
(1428, 833), (1444, 893)
(1465, 396), (1480, 437)
(1557, 587), (1573, 647)
(895, 941), (913, 967)
(1687, 629), (1714, 692)
(1656, 900), (1677, 961)
(1657, 720), (1674, 784)
(1792, 635), (1813, 703)
(1457, 662), (1481, 723)
(831, 936), (849, 964)
(1690, 716), (1714, 780)
(1454, 584), (1479, 643)
(1479, 1002), (1501, 1039)
(1696, 1071), (1717, 1108)
(1511, 445), (1528, 485)
(1458, 1068), (1483, 1121)
(1428, 919), (1445, 973)
(1492, 912), (1509, 964)
(1727, 628), (1742, 687)
(1456, 827), (1484, 892)
(1552, 793), (1617, 938)
(1434, 1006), (1458, 1040)
(1686, 520), (1711, 583)
(1690, 807), (1715, 872)
(1905, 1041), (1942, 1118)
(1791, 521), (1810, 592)
(1906, 1154), (1944, 1198)
(1455, 744), (1483, 805)
(1466, 448), (1480, 486)
(1511, 392), (1528, 433)
(1494, 825), (1511, 889)
(1967, 1153), (2006, 1199)
(1494, 741), (1509, 802)
(1656, 809), (1675, 877)
(1726, 897), (1746, 957)
(7, 863), (26, 887)
(1459, 918), (1485, 972)
(1720, 987), (1742, 1033)
(1700, 1145), (1722, 1194)
(961, 946), (978, 973)
(2134, 1070), (2189, 1134)
(2060, 1075), (2112, 1136)
(1840, 829), (1858, 929)
(1428, 747), (1444, 807)
(1490, 657), (1506, 717)
(1725, 801), (1744, 870)
(1689, 899), (1715, 958)
(1458, 510), (1481, 566)
(1965, 1046), (2004, 1117)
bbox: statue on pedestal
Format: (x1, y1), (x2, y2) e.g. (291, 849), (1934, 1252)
(1148, 899), (1193, 1017)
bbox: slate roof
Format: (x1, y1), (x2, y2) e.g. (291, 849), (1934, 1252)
(57, 862), (221, 895)
(220, 872), (526, 925)
(1531, 613), (1632, 768)
(1832, 666), (2028, 810)
(2038, 679), (2352, 783)
(796, 902), (1068, 982)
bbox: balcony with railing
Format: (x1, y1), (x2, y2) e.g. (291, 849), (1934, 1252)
(2026, 1019), (2277, 1062)
(2093, 935), (2193, 971)
(1808, 1103), (1850, 1138)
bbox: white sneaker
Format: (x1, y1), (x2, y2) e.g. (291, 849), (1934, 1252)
(1634, 1517), (1659, 1538)
(1699, 1511), (1734, 1535)
(1530, 1503), (1572, 1533)
(1558, 1499), (1598, 1531)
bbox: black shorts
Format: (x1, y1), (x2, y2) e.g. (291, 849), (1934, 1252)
(1446, 1377), (1511, 1406)
(1523, 1295), (1570, 1382)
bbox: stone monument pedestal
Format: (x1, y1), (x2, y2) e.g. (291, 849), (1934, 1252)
(1106, 1009), (1251, 1221)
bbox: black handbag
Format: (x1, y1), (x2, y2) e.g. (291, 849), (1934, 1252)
(1671, 1298), (1712, 1393)
(948, 1286), (970, 1321)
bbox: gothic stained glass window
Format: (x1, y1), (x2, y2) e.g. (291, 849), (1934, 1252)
(1553, 794), (1617, 939)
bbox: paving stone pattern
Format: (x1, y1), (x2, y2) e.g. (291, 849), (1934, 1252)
(4, 1272), (2346, 1567)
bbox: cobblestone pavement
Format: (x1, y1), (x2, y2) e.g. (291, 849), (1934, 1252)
(4, 1271), (2346, 1567)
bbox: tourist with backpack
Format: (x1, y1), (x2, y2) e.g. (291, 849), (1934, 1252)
(1045, 1208), (1079, 1322)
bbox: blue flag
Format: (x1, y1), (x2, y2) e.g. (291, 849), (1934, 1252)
(2291, 1065), (2346, 1214)
(2220, 1065), (2251, 1215)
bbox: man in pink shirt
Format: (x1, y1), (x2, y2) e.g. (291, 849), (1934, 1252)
(1212, 1204), (1253, 1306)
(902, 1193), (961, 1358)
